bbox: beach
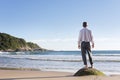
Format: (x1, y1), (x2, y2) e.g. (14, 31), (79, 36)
(0, 51), (120, 75)
(0, 51), (120, 80)
(0, 69), (120, 80)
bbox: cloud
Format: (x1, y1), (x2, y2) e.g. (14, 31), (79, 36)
(94, 37), (120, 50)
(30, 38), (77, 50)
(32, 38), (76, 43)
(95, 37), (120, 42)
(29, 37), (120, 50)
(95, 37), (109, 42)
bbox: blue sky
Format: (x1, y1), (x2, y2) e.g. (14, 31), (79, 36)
(0, 0), (120, 50)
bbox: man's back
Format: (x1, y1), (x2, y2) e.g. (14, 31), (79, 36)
(80, 28), (93, 42)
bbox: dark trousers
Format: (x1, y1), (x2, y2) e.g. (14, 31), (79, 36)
(81, 41), (93, 65)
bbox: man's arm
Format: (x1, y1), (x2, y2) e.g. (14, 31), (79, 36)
(92, 43), (94, 48)
(90, 30), (94, 48)
(78, 44), (80, 49)
(78, 31), (81, 49)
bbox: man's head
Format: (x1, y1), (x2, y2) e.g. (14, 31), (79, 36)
(83, 22), (87, 27)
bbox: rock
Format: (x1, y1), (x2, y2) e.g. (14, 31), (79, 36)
(74, 67), (106, 76)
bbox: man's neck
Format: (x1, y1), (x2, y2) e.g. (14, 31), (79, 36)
(83, 27), (87, 29)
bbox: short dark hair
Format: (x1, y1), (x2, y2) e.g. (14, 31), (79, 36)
(83, 22), (87, 27)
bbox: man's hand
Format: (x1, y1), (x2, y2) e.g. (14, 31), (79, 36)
(78, 45), (80, 49)
(92, 43), (94, 48)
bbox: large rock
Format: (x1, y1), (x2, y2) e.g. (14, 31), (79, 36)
(74, 67), (105, 76)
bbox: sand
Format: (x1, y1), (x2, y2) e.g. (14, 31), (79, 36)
(0, 70), (120, 80)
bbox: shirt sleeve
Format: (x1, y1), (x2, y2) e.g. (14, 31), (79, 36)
(78, 31), (81, 45)
(90, 30), (94, 45)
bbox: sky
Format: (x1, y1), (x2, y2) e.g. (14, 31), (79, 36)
(0, 0), (120, 51)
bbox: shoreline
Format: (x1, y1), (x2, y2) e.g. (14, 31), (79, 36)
(0, 67), (120, 76)
(0, 67), (41, 71)
(0, 69), (120, 80)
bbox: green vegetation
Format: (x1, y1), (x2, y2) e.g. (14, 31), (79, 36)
(74, 67), (106, 76)
(0, 33), (45, 52)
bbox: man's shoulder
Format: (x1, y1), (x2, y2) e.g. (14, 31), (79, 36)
(80, 28), (84, 32)
(88, 29), (91, 32)
(80, 28), (92, 32)
(86, 28), (91, 32)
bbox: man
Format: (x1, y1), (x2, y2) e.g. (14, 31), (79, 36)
(78, 22), (94, 68)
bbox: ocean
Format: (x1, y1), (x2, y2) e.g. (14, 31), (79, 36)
(0, 50), (120, 75)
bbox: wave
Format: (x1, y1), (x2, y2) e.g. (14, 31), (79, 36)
(93, 54), (120, 56)
(27, 58), (120, 62)
(0, 55), (120, 62)
(0, 51), (120, 56)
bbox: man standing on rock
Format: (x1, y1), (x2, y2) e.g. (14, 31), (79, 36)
(78, 22), (94, 68)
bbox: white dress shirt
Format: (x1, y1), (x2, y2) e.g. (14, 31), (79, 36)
(78, 27), (94, 45)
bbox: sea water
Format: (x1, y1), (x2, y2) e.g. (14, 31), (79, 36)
(0, 50), (120, 75)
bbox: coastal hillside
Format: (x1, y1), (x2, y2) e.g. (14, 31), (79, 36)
(0, 33), (46, 52)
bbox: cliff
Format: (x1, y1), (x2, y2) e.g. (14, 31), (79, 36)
(0, 33), (46, 52)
